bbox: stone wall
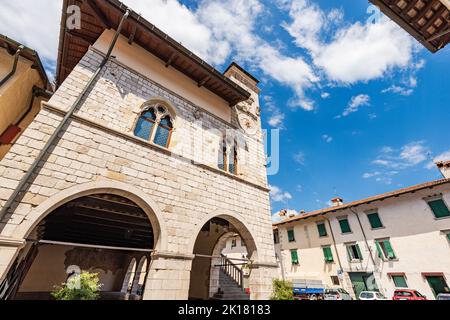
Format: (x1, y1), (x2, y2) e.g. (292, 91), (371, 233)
(0, 46), (276, 299)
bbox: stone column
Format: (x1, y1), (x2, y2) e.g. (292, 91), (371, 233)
(142, 252), (193, 300)
(248, 263), (278, 300)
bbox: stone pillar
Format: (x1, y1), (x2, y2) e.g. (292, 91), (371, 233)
(142, 252), (193, 300)
(0, 237), (25, 283)
(248, 263), (278, 300)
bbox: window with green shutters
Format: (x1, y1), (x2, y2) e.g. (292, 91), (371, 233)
(347, 244), (363, 261)
(392, 275), (408, 288)
(290, 250), (299, 265)
(427, 199), (450, 218)
(287, 229), (296, 242)
(367, 212), (383, 229)
(339, 218), (352, 234)
(447, 233), (450, 241)
(317, 223), (328, 237)
(322, 247), (334, 263)
(375, 239), (396, 260)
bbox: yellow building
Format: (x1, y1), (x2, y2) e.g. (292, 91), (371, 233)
(0, 35), (52, 159)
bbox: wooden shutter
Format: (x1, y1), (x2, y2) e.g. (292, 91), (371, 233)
(428, 200), (450, 218)
(355, 244), (363, 260)
(383, 240), (396, 259)
(291, 250), (299, 264)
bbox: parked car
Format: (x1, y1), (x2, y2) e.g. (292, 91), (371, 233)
(324, 288), (353, 300)
(392, 289), (427, 300)
(359, 291), (388, 300)
(437, 293), (450, 300)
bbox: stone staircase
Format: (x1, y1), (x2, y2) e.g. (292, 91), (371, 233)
(212, 256), (250, 300)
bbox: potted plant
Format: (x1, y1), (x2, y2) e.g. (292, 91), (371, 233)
(52, 271), (102, 300)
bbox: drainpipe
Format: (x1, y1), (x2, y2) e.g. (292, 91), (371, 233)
(350, 207), (385, 295)
(323, 217), (343, 272)
(0, 45), (24, 87)
(0, 9), (131, 222)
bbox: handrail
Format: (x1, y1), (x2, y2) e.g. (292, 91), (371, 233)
(219, 254), (244, 290)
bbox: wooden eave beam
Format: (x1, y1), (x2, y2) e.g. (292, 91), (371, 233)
(86, 0), (111, 29)
(198, 75), (211, 87)
(165, 51), (177, 67)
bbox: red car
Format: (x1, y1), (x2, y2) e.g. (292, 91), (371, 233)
(392, 289), (427, 300)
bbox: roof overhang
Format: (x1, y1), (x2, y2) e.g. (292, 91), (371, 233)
(369, 0), (450, 53)
(0, 34), (51, 90)
(56, 0), (251, 105)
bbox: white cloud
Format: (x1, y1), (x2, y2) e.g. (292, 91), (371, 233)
(365, 141), (430, 184)
(293, 151), (306, 165)
(382, 85), (414, 96)
(282, 0), (417, 84)
(341, 94), (370, 117)
(269, 185), (293, 202)
(321, 92), (330, 99)
(264, 95), (286, 128)
(322, 134), (333, 143)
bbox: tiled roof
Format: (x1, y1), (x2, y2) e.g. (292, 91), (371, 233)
(437, 160), (450, 168)
(273, 178), (450, 226)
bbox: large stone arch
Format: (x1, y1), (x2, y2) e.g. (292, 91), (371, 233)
(13, 180), (168, 252)
(187, 210), (260, 261)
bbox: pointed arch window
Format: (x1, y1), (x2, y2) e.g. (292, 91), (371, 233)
(218, 135), (238, 175)
(134, 104), (173, 148)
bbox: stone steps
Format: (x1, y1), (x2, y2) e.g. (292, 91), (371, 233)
(212, 269), (250, 301)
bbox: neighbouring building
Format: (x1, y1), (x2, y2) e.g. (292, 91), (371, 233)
(274, 165), (450, 300)
(369, 0), (450, 52)
(0, 0), (277, 300)
(0, 35), (53, 160)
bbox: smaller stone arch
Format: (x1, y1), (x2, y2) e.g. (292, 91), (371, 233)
(131, 256), (149, 296)
(188, 211), (259, 261)
(121, 258), (137, 294)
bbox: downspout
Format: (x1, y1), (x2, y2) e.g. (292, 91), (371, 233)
(323, 217), (343, 272)
(0, 45), (24, 87)
(349, 207), (385, 295)
(0, 9), (131, 222)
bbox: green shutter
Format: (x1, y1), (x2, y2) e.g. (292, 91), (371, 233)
(367, 213), (383, 229)
(447, 233), (450, 241)
(392, 275), (408, 288)
(317, 223), (327, 237)
(291, 250), (299, 264)
(383, 240), (396, 259)
(428, 199), (450, 218)
(323, 247), (334, 263)
(375, 241), (383, 258)
(339, 219), (351, 233)
(355, 244), (363, 260)
(287, 229), (295, 242)
(346, 245), (352, 261)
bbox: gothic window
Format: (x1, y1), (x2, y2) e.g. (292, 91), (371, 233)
(134, 104), (173, 148)
(218, 135), (238, 175)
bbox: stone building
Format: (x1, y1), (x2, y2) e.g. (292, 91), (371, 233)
(274, 170), (450, 300)
(0, 0), (276, 300)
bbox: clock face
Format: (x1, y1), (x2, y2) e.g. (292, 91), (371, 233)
(238, 113), (258, 135)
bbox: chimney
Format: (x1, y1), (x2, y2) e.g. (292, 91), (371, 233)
(331, 197), (344, 207)
(436, 160), (450, 179)
(279, 209), (287, 217)
(223, 62), (260, 94)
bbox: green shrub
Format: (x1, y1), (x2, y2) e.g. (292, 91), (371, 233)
(52, 271), (102, 300)
(271, 279), (294, 300)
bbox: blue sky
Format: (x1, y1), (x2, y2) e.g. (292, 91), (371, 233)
(1, 0), (449, 219)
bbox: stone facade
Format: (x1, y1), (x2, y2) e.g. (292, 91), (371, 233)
(0, 33), (277, 299)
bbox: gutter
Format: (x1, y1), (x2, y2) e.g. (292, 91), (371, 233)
(0, 45), (24, 87)
(0, 9), (131, 222)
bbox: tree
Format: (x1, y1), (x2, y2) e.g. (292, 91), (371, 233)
(52, 271), (102, 300)
(270, 279), (294, 300)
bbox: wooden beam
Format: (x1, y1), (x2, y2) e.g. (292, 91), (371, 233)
(420, 5), (448, 34)
(165, 51), (177, 67)
(86, 0), (110, 29)
(198, 76), (211, 87)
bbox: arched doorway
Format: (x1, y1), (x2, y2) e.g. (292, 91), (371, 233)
(188, 215), (257, 300)
(4, 193), (155, 300)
